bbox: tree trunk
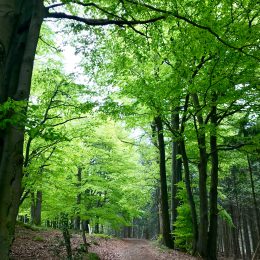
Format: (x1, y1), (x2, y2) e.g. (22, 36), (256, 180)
(75, 167), (82, 230)
(158, 194), (164, 236)
(154, 116), (174, 249)
(81, 220), (89, 253)
(155, 186), (163, 236)
(242, 211), (251, 259)
(248, 209), (258, 252)
(208, 99), (219, 260)
(191, 93), (208, 258)
(34, 191), (42, 226)
(30, 191), (42, 226)
(0, 1), (43, 257)
(61, 213), (72, 260)
(171, 109), (182, 231)
(252, 241), (260, 260)
(95, 221), (99, 234)
(82, 220), (90, 233)
(222, 219), (231, 257)
(180, 139), (198, 254)
(230, 204), (241, 259)
(247, 155), (260, 237)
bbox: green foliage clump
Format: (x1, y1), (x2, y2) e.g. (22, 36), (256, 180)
(16, 221), (43, 231)
(33, 235), (45, 242)
(0, 98), (26, 129)
(86, 252), (100, 260)
(173, 182), (193, 252)
(92, 233), (112, 239)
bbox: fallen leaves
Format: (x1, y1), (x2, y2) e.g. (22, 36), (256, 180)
(11, 225), (197, 260)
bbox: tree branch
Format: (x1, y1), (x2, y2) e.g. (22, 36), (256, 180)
(39, 35), (61, 52)
(46, 11), (166, 26)
(51, 115), (89, 127)
(46, 3), (66, 10)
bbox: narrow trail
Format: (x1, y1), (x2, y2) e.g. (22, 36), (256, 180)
(91, 238), (196, 260)
(11, 226), (196, 260)
(118, 239), (163, 260)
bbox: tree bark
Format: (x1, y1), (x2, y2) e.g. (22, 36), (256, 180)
(247, 155), (260, 237)
(81, 220), (89, 253)
(0, 1), (44, 257)
(192, 93), (208, 258)
(248, 209), (258, 252)
(179, 139), (198, 255)
(242, 211), (251, 259)
(30, 191), (42, 226)
(230, 204), (241, 259)
(154, 116), (174, 249)
(171, 109), (182, 231)
(75, 167), (82, 230)
(61, 213), (72, 260)
(207, 96), (219, 260)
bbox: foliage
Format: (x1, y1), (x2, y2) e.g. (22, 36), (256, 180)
(0, 98), (27, 129)
(173, 182), (193, 252)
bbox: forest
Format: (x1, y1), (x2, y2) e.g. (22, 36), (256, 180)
(0, 1), (259, 260)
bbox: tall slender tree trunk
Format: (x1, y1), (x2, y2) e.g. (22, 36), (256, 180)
(247, 155), (260, 237)
(0, 1), (44, 257)
(81, 220), (89, 253)
(171, 109), (182, 231)
(154, 116), (174, 249)
(176, 93), (198, 254)
(34, 191), (42, 226)
(230, 204), (241, 259)
(208, 96), (219, 260)
(30, 191), (42, 226)
(242, 211), (251, 259)
(248, 208), (258, 252)
(75, 167), (82, 230)
(180, 139), (198, 254)
(192, 93), (208, 258)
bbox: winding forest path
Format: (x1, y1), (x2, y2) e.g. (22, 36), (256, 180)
(91, 238), (196, 260)
(119, 239), (155, 260)
(11, 225), (196, 259)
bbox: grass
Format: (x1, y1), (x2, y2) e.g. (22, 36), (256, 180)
(33, 235), (45, 242)
(87, 252), (100, 260)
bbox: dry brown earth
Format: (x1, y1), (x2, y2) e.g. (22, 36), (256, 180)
(10, 225), (196, 260)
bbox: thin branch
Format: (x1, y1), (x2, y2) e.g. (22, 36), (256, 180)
(117, 138), (139, 146)
(20, 190), (30, 205)
(215, 143), (252, 152)
(40, 86), (59, 125)
(51, 115), (89, 127)
(39, 35), (61, 52)
(46, 11), (166, 26)
(127, 24), (147, 36)
(47, 3), (66, 9)
(217, 102), (250, 125)
(180, 94), (190, 133)
(28, 140), (61, 164)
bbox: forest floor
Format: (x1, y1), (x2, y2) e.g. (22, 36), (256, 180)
(10, 224), (196, 260)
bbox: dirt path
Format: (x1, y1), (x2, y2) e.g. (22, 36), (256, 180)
(11, 225), (196, 260)
(90, 238), (196, 260)
(118, 239), (164, 260)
